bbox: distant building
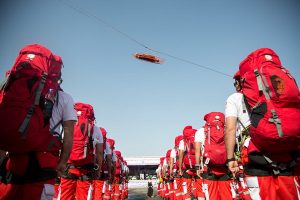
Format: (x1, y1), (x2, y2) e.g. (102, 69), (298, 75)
(124, 156), (160, 180)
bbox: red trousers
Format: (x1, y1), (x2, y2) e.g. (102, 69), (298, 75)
(174, 177), (184, 200)
(0, 180), (55, 200)
(202, 179), (233, 200)
(157, 182), (162, 197)
(0, 152), (58, 200)
(182, 178), (193, 200)
(53, 182), (60, 199)
(242, 141), (300, 200)
(103, 181), (113, 199)
(60, 168), (92, 200)
(245, 175), (300, 200)
(168, 182), (175, 200)
(194, 178), (205, 200)
(112, 183), (121, 200)
(93, 180), (105, 200)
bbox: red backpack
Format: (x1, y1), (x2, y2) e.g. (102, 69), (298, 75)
(107, 138), (115, 151)
(174, 135), (183, 148)
(100, 127), (107, 149)
(68, 102), (95, 166)
(0, 44), (63, 153)
(182, 126), (197, 169)
(202, 112), (226, 166)
(239, 48), (300, 155)
(174, 135), (183, 170)
(114, 150), (122, 176)
(165, 149), (172, 165)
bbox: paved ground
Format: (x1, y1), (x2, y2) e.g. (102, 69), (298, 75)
(128, 187), (160, 200)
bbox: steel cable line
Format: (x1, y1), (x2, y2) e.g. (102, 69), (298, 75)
(59, 0), (231, 78)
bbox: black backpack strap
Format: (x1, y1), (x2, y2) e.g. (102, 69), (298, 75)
(50, 120), (63, 138)
(19, 72), (48, 137)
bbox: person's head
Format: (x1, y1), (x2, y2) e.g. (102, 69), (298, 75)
(233, 70), (242, 92)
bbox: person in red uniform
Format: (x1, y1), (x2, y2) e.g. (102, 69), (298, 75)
(225, 49), (300, 200)
(59, 117), (104, 200)
(0, 44), (76, 200)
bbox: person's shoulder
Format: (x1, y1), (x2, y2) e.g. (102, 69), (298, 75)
(58, 90), (74, 101)
(227, 92), (243, 102)
(196, 127), (204, 133)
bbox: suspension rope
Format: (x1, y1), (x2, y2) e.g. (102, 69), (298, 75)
(58, 0), (231, 77)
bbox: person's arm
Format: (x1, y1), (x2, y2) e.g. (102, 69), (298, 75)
(225, 116), (239, 176)
(178, 149), (184, 176)
(111, 160), (116, 183)
(106, 154), (113, 183)
(169, 157), (174, 178)
(95, 143), (104, 178)
(195, 141), (202, 177)
(56, 120), (75, 176)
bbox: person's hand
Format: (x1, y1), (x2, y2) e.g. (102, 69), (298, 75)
(196, 169), (203, 177)
(109, 174), (114, 184)
(227, 160), (239, 177)
(94, 169), (101, 179)
(178, 168), (183, 176)
(56, 160), (67, 177)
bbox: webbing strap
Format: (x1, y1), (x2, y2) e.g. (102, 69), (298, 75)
(18, 105), (35, 137)
(254, 69), (283, 137)
(185, 143), (193, 169)
(263, 154), (297, 175)
(79, 175), (91, 181)
(50, 120), (63, 140)
(241, 97), (247, 114)
(260, 67), (272, 98)
(268, 109), (283, 137)
(88, 120), (94, 152)
(18, 73), (47, 136)
(34, 72), (47, 105)
(237, 118), (250, 150)
(87, 120), (91, 137)
(0, 73), (10, 91)
(254, 69), (270, 100)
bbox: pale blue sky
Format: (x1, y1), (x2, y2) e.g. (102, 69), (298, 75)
(1, 0), (299, 157)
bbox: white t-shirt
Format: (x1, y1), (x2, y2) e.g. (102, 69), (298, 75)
(170, 148), (177, 162)
(112, 151), (117, 162)
(163, 158), (168, 167)
(194, 127), (205, 143)
(225, 92), (251, 136)
(104, 142), (112, 156)
(194, 127), (205, 152)
(178, 139), (185, 151)
(50, 91), (77, 134)
(93, 125), (103, 153)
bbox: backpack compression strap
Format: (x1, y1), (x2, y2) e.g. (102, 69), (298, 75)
(184, 140), (193, 169)
(254, 69), (283, 137)
(19, 72), (48, 137)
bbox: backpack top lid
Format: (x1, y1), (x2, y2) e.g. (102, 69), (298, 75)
(239, 48), (281, 77)
(159, 157), (165, 164)
(15, 44), (63, 77)
(233, 70), (241, 80)
(74, 102), (95, 121)
(174, 135), (184, 147)
(114, 150), (122, 158)
(100, 127), (107, 139)
(107, 138), (115, 150)
(165, 149), (172, 158)
(204, 112), (225, 126)
(183, 125), (197, 138)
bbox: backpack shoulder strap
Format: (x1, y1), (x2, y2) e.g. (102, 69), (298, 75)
(18, 72), (48, 136)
